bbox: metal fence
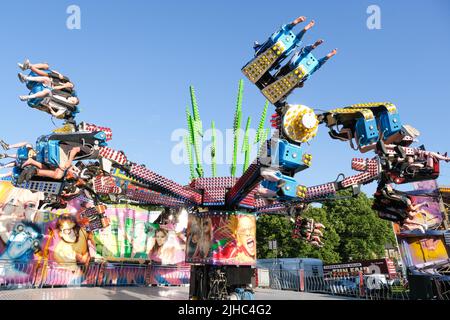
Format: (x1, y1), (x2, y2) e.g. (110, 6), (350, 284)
(261, 269), (450, 300)
(432, 278), (450, 300)
(265, 269), (303, 291)
(257, 268), (412, 300)
(304, 274), (410, 300)
(0, 259), (191, 290)
(3, 260), (449, 300)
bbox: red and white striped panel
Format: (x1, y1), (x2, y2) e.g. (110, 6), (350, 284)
(203, 188), (227, 203)
(126, 189), (185, 207)
(254, 198), (269, 208)
(341, 158), (380, 188)
(366, 159), (379, 174)
(240, 198), (256, 208)
(93, 175), (121, 195)
(190, 177), (238, 190)
(351, 158), (367, 172)
(82, 123), (113, 141)
(254, 200), (286, 213)
(401, 136), (414, 146)
(305, 183), (337, 201)
(99, 147), (128, 165)
(240, 187), (258, 208)
(341, 171), (378, 188)
(351, 158), (379, 173)
(385, 145), (415, 157)
(416, 149), (444, 160)
(129, 164), (202, 204)
(226, 162), (263, 205)
(270, 113), (281, 129)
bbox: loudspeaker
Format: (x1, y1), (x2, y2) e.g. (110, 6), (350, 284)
(225, 266), (253, 285)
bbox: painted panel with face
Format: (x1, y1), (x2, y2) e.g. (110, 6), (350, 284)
(0, 181), (44, 246)
(402, 236), (449, 267)
(186, 212), (256, 266)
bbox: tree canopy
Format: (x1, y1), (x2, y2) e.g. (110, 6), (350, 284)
(256, 190), (396, 264)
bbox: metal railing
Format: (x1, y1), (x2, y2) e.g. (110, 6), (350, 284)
(267, 269), (302, 291)
(305, 274), (410, 300)
(0, 261), (36, 290)
(258, 267), (450, 300)
(433, 278), (450, 300)
(3, 260), (448, 300)
(257, 268), (412, 300)
(0, 259), (191, 290)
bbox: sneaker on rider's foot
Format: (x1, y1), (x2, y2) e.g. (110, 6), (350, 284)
(19, 96), (28, 101)
(17, 73), (27, 83)
(0, 140), (9, 150)
(18, 59), (30, 71)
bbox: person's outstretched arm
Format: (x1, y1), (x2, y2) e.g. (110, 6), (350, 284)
(318, 48), (337, 68)
(289, 16), (306, 28)
(310, 48), (338, 77)
(295, 20), (315, 42)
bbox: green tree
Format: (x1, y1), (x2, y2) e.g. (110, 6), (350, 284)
(256, 190), (396, 264)
(322, 189), (396, 262)
(256, 207), (340, 264)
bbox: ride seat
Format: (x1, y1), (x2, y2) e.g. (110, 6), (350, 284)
(43, 94), (77, 112)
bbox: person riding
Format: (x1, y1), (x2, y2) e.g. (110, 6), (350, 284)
(17, 138), (91, 183)
(275, 39), (337, 84)
(18, 59), (73, 93)
(0, 141), (36, 180)
(16, 60), (80, 119)
(253, 16), (315, 55)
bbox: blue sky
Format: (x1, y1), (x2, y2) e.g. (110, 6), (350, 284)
(0, 0), (449, 195)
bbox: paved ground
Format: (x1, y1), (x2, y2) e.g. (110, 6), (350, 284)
(0, 286), (355, 300)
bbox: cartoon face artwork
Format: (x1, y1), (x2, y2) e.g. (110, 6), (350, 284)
(155, 229), (168, 247)
(186, 213), (257, 265)
(202, 218), (212, 234)
(1, 200), (38, 221)
(190, 231), (199, 245)
(57, 215), (80, 244)
(53, 214), (91, 266)
(401, 196), (443, 233)
(0, 223), (41, 260)
(216, 214), (257, 264)
(405, 236), (449, 266)
(235, 215), (256, 258)
(186, 216), (201, 258)
(149, 228), (168, 262)
(0, 182), (44, 245)
(199, 217), (212, 258)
